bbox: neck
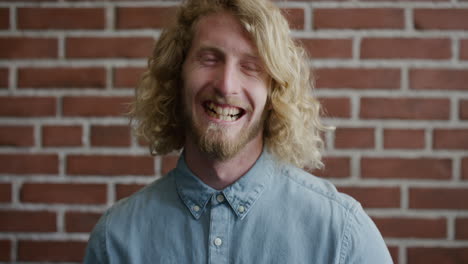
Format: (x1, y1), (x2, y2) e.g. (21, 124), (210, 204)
(184, 135), (263, 190)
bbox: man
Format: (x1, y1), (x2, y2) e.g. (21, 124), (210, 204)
(85, 0), (393, 263)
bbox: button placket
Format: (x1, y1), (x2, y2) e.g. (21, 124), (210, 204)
(208, 194), (230, 263)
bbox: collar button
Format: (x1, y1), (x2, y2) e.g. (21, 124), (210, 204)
(216, 194), (225, 203)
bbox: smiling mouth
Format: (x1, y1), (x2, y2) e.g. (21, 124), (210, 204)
(203, 101), (245, 122)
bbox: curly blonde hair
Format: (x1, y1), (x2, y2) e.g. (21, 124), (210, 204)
(130, 0), (329, 169)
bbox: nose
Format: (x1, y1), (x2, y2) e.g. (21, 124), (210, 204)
(215, 61), (240, 96)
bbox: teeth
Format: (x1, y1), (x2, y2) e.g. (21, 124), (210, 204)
(206, 103), (241, 121)
(205, 102), (241, 121)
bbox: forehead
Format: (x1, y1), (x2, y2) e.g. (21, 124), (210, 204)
(191, 11), (259, 57)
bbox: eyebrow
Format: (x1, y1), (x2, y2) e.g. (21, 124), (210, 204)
(197, 44), (261, 62)
(197, 46), (223, 56)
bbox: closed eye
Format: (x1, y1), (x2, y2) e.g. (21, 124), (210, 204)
(197, 49), (222, 66)
(241, 61), (263, 76)
(243, 62), (260, 71)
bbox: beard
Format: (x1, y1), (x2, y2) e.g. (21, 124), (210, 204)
(184, 103), (267, 161)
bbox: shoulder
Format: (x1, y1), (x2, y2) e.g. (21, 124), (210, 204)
(338, 201), (394, 263)
(274, 163), (393, 263)
(106, 172), (177, 218)
(84, 174), (179, 263)
(91, 171), (178, 233)
(275, 162), (358, 212)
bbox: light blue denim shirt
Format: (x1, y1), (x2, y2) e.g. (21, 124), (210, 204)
(84, 150), (393, 263)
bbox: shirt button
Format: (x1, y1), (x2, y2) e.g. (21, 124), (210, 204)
(214, 237), (222, 246)
(238, 205), (245, 213)
(216, 194), (225, 203)
(193, 205), (200, 212)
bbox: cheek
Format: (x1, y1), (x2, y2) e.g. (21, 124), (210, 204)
(251, 83), (269, 112)
(182, 71), (200, 104)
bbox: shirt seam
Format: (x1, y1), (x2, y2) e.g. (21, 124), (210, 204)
(101, 210), (110, 263)
(282, 167), (355, 211)
(338, 204), (358, 264)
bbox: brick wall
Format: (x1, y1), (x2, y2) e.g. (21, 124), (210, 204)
(0, 0), (467, 263)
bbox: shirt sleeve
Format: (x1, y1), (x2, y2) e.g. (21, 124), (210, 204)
(339, 203), (394, 264)
(83, 212), (109, 264)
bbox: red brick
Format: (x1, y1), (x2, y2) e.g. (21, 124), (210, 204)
(362, 158), (452, 179)
(21, 183), (107, 204)
(65, 212), (101, 233)
(410, 69), (468, 90)
(384, 129), (425, 149)
(18, 241), (86, 262)
(0, 154), (58, 174)
(281, 8), (305, 30)
(407, 247), (468, 264)
(433, 129), (468, 149)
(300, 38), (352, 59)
(318, 97), (351, 118)
(335, 127), (374, 149)
(42, 125), (82, 147)
(114, 67), (145, 88)
(388, 246), (399, 264)
(414, 9), (468, 30)
(66, 37), (153, 58)
(18, 67), (106, 89)
(0, 37), (58, 59)
(338, 187), (400, 208)
(0, 8), (9, 29)
(116, 183), (145, 200)
(310, 157), (351, 179)
(0, 240), (11, 261)
(0, 126), (34, 147)
(162, 155), (178, 175)
(463, 158), (468, 180)
(0, 184), (11, 203)
(456, 218), (468, 239)
(373, 217), (446, 238)
(410, 188), (468, 209)
(62, 96), (131, 117)
(360, 98), (450, 120)
(338, 186), (400, 208)
(460, 39), (468, 60)
(314, 8), (404, 29)
(0, 210), (56, 232)
(0, 96), (56, 117)
(90, 125), (131, 147)
(315, 68), (400, 89)
(116, 7), (177, 29)
(0, 68), (8, 88)
(18, 8), (105, 29)
(461, 100), (468, 120)
(361, 38), (451, 59)
(138, 137), (150, 147)
(67, 155), (154, 176)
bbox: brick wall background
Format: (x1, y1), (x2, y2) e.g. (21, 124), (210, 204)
(0, 0), (467, 263)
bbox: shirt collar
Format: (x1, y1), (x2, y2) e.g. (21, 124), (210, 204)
(174, 148), (274, 220)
